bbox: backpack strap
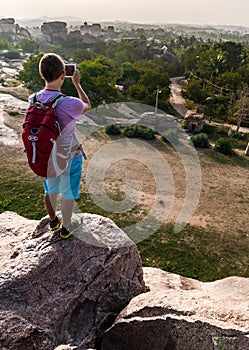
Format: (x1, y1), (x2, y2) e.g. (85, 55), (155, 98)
(29, 93), (66, 107)
(50, 93), (66, 108)
(30, 93), (37, 106)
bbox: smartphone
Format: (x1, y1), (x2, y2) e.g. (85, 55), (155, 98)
(65, 63), (76, 77)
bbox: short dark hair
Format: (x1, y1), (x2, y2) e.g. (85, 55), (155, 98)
(39, 53), (65, 82)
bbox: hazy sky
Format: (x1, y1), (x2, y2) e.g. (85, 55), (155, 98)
(1, 0), (249, 26)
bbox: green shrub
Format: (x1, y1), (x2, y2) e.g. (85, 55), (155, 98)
(216, 125), (229, 136)
(140, 127), (155, 140)
(241, 120), (249, 128)
(231, 131), (246, 140)
(3, 49), (21, 59)
(162, 129), (179, 144)
(124, 125), (141, 138)
(105, 124), (121, 135)
(123, 125), (155, 140)
(191, 133), (209, 148)
(202, 124), (216, 135)
(215, 137), (233, 155)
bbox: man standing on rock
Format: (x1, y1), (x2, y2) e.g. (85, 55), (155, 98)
(33, 53), (91, 238)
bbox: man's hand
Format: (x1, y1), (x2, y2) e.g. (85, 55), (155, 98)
(72, 69), (81, 86)
(72, 69), (91, 113)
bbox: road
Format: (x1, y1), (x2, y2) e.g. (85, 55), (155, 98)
(169, 77), (188, 117)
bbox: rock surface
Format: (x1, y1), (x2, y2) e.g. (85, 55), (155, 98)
(0, 18), (15, 34)
(102, 267), (249, 350)
(0, 18), (31, 40)
(41, 21), (68, 43)
(0, 211), (145, 350)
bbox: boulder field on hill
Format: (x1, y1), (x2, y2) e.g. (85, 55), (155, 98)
(0, 211), (248, 350)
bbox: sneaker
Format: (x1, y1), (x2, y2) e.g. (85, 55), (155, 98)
(49, 216), (61, 231)
(59, 218), (83, 239)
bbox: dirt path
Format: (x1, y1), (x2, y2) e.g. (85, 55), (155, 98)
(169, 77), (188, 117)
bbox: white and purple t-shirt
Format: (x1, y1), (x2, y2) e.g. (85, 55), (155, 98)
(29, 89), (84, 145)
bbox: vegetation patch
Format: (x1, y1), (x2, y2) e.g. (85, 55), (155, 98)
(191, 133), (209, 148)
(215, 137), (233, 155)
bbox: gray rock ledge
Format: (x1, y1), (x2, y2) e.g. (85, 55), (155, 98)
(0, 211), (146, 350)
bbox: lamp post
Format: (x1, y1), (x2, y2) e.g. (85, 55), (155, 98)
(154, 85), (161, 116)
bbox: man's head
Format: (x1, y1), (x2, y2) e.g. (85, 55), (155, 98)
(39, 53), (65, 82)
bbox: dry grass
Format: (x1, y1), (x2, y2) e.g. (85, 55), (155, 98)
(82, 131), (249, 236)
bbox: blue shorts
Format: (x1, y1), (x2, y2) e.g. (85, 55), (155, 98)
(44, 156), (82, 200)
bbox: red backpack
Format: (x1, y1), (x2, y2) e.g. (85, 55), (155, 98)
(22, 93), (66, 178)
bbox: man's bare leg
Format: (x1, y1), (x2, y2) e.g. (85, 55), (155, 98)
(61, 198), (75, 229)
(44, 193), (58, 221)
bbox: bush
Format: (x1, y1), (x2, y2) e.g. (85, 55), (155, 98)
(140, 127), (155, 140)
(105, 124), (121, 135)
(191, 133), (209, 148)
(216, 125), (229, 136)
(231, 131), (246, 140)
(3, 49), (21, 59)
(214, 137), (233, 155)
(123, 125), (155, 140)
(162, 129), (179, 144)
(202, 124), (216, 135)
(124, 125), (141, 138)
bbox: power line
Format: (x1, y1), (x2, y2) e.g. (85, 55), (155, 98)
(189, 72), (234, 93)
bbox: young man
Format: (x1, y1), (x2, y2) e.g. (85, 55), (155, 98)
(34, 53), (91, 238)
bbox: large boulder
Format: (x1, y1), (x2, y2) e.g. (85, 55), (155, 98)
(102, 267), (249, 350)
(16, 24), (32, 40)
(68, 30), (83, 44)
(0, 18), (32, 41)
(41, 21), (68, 43)
(0, 211), (145, 350)
(0, 18), (15, 34)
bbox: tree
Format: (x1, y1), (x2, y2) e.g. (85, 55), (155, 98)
(216, 72), (242, 91)
(233, 86), (249, 131)
(0, 38), (10, 50)
(18, 39), (38, 54)
(18, 54), (43, 90)
(123, 59), (171, 107)
(213, 41), (243, 72)
(116, 62), (140, 89)
(183, 78), (207, 104)
(77, 60), (120, 107)
(72, 49), (96, 63)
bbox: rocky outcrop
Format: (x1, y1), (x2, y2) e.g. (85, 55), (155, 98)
(16, 24), (32, 40)
(161, 45), (178, 64)
(41, 21), (68, 44)
(102, 267), (249, 350)
(0, 211), (145, 350)
(82, 33), (103, 45)
(0, 18), (15, 34)
(80, 23), (102, 36)
(0, 18), (32, 41)
(68, 30), (83, 44)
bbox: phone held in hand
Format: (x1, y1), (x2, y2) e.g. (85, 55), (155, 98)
(65, 63), (76, 77)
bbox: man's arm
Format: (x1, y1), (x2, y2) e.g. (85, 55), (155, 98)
(72, 69), (91, 114)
